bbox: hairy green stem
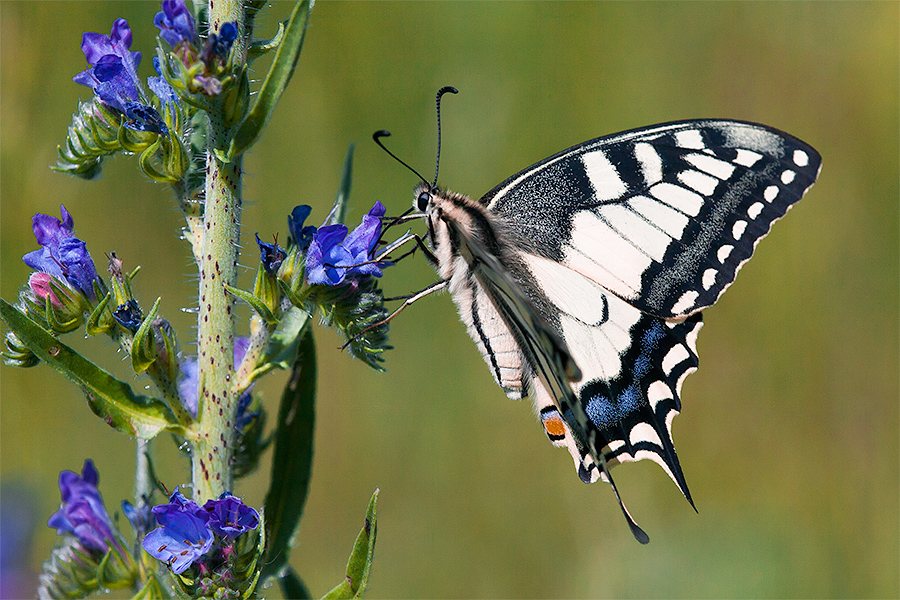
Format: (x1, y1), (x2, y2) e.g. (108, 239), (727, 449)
(192, 0), (248, 503)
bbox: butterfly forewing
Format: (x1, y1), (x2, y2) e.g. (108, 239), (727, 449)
(482, 120), (822, 318)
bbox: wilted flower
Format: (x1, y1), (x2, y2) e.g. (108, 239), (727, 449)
(306, 201), (388, 286)
(200, 22), (238, 66)
(112, 299), (143, 332)
(23, 206), (100, 301)
(142, 490), (213, 574)
(73, 18), (168, 134)
(47, 460), (120, 554)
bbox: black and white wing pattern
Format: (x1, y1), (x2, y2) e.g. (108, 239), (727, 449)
(418, 118), (820, 542)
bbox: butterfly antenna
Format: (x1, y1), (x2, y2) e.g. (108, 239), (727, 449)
(373, 130), (431, 187)
(433, 86), (458, 188)
(600, 459), (650, 544)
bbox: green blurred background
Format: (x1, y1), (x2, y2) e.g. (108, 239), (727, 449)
(1, 1), (897, 597)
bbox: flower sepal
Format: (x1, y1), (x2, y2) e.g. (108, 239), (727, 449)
(1, 330), (39, 368)
(23, 273), (90, 334)
(38, 536), (138, 599)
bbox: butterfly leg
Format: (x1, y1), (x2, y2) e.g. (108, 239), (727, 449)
(340, 279), (448, 351)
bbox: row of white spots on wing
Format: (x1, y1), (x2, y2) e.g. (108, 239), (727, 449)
(675, 129), (706, 150)
(781, 170), (796, 184)
(684, 152), (736, 180)
(627, 195), (690, 242)
(764, 185), (779, 202)
(523, 253), (610, 325)
(634, 142), (663, 186)
(629, 422), (663, 449)
(748, 201), (765, 219)
(662, 343), (691, 376)
(649, 182), (704, 216)
(678, 169), (719, 196)
(732, 220), (748, 240)
(702, 268), (718, 290)
(647, 379), (674, 411)
(717, 244), (734, 264)
(670, 290), (699, 315)
(597, 203), (671, 262)
(565, 211), (652, 297)
(581, 149), (627, 201)
(793, 149), (809, 167)
(734, 148), (763, 167)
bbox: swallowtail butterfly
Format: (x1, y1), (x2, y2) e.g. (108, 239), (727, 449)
(381, 88), (821, 543)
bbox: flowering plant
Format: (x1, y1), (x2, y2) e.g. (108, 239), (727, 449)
(2, 1), (400, 597)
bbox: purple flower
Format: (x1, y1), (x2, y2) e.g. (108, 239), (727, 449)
(73, 18), (168, 134)
(177, 338), (251, 417)
(288, 205), (317, 251)
(23, 206), (100, 300)
(202, 494), (260, 539)
(306, 202), (388, 285)
(142, 490), (213, 574)
(47, 460), (119, 554)
(255, 234), (286, 275)
(154, 0), (196, 48)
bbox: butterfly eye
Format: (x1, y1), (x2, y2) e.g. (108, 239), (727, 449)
(416, 191), (431, 212)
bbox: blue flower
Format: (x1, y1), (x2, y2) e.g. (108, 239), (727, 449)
(255, 234), (286, 275)
(288, 205), (317, 252)
(142, 490), (213, 574)
(177, 338), (251, 417)
(121, 499), (153, 537)
(73, 18), (168, 135)
(306, 202), (388, 286)
(47, 460), (120, 554)
(154, 0), (196, 48)
(202, 494), (260, 540)
(23, 206), (100, 301)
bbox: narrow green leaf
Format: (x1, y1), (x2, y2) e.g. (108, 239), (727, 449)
(321, 490), (379, 599)
(0, 298), (178, 439)
(228, 0), (313, 159)
(277, 567), (312, 600)
(248, 20), (286, 62)
(260, 327), (316, 582)
(224, 283), (277, 324)
(323, 144), (355, 226)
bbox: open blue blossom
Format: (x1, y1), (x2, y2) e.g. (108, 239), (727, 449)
(47, 460), (119, 554)
(255, 234), (286, 275)
(288, 205), (317, 252)
(202, 494), (260, 539)
(306, 202), (388, 286)
(177, 338), (251, 417)
(154, 0), (196, 48)
(142, 490), (213, 574)
(23, 206), (100, 300)
(73, 18), (168, 134)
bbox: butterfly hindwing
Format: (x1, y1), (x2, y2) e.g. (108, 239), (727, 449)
(483, 119), (821, 318)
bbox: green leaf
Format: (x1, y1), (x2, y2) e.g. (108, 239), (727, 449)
(0, 298), (178, 439)
(260, 326), (316, 582)
(278, 567), (313, 600)
(323, 144), (355, 226)
(322, 490), (379, 599)
(228, 0), (313, 159)
(131, 297), (161, 373)
(224, 283), (277, 324)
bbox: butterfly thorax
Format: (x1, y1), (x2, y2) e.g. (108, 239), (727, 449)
(416, 184), (531, 399)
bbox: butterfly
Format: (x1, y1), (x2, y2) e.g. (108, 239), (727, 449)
(378, 87), (821, 543)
